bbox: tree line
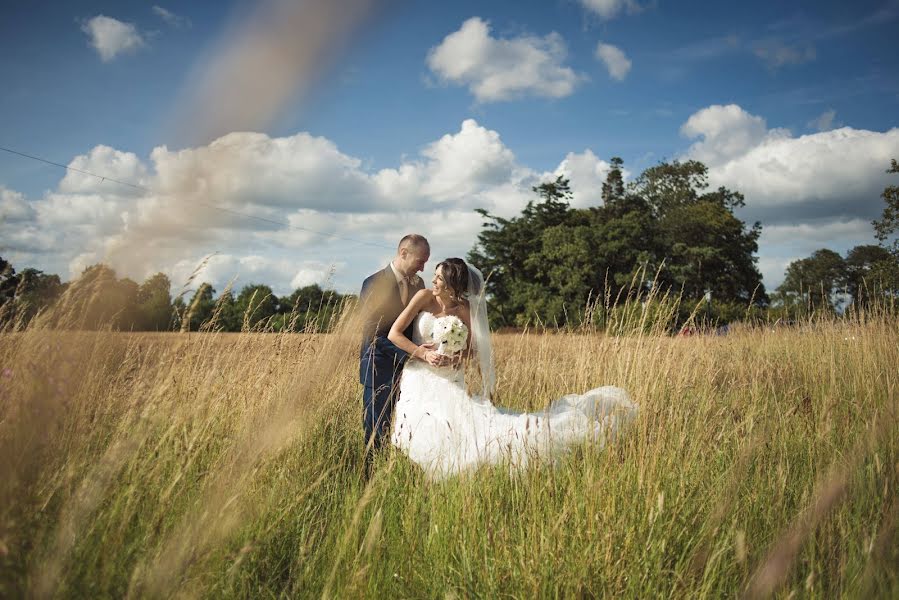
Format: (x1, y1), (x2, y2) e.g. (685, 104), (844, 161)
(469, 159), (766, 327)
(0, 261), (351, 332)
(2, 158), (896, 332)
(467, 157), (898, 327)
(770, 159), (899, 316)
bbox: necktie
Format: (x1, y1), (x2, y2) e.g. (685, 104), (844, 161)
(399, 277), (409, 305)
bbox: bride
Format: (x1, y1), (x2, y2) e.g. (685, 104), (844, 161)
(388, 258), (638, 479)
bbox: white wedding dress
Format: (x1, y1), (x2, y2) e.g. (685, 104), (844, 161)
(390, 312), (638, 479)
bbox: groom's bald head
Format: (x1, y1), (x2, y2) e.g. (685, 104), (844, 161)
(395, 234), (430, 277)
(397, 234), (429, 253)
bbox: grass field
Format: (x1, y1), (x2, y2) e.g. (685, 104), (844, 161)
(1, 305), (897, 598)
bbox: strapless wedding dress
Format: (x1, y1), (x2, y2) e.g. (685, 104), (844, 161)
(390, 312), (638, 479)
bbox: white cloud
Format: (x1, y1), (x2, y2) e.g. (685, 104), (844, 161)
(595, 42), (632, 80)
(28, 109), (878, 294)
(681, 104), (899, 287)
(753, 40), (816, 69)
(682, 105), (899, 220)
(148, 131), (375, 213)
(807, 109), (839, 132)
(686, 119), (899, 221)
(152, 6), (191, 29)
(81, 15), (145, 62)
(579, 0), (642, 20)
(552, 150), (616, 208)
(1, 188), (55, 257)
(1, 120), (573, 293)
(760, 219), (874, 247)
(11, 107), (890, 295)
(37, 192), (123, 230)
(681, 104), (788, 166)
(0, 187), (35, 222)
(426, 17), (584, 103)
(418, 119), (519, 200)
(167, 254), (340, 297)
(59, 145), (148, 196)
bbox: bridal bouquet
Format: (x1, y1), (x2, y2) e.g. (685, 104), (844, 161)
(432, 315), (467, 356)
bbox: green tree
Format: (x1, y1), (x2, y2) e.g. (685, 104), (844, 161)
(633, 159), (714, 217)
(0, 257), (16, 307)
(0, 260), (65, 326)
(845, 244), (899, 305)
(873, 159), (899, 253)
(469, 175), (577, 326)
(136, 273), (172, 331)
(235, 284), (277, 330)
(274, 284), (349, 332)
(601, 157), (626, 206)
(777, 249), (847, 311)
(67, 264), (139, 329)
(214, 290), (241, 332)
(183, 283), (217, 331)
(0, 258), (18, 325)
(632, 160), (765, 306)
(592, 192), (658, 297)
(469, 160), (765, 327)
(12, 268), (64, 322)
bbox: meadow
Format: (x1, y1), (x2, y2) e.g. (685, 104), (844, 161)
(0, 299), (896, 598)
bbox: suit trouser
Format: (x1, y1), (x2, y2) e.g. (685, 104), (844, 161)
(362, 371), (402, 455)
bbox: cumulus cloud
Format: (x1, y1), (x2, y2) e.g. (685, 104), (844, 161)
(418, 119), (519, 200)
(681, 104), (787, 165)
(1, 187), (53, 258)
(4, 120), (602, 293)
(59, 145), (148, 196)
(426, 17), (584, 103)
(752, 39), (816, 69)
(152, 6), (191, 29)
(551, 150), (621, 208)
(579, 0), (642, 20)
(683, 107), (899, 223)
(81, 15), (145, 62)
(595, 42), (632, 80)
(760, 219), (874, 248)
(1, 187), (36, 222)
(12, 106), (889, 294)
(807, 109), (839, 132)
(681, 103), (899, 286)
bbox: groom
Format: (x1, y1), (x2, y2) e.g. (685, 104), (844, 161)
(359, 234), (431, 465)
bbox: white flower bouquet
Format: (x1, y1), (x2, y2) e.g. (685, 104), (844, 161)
(431, 315), (468, 356)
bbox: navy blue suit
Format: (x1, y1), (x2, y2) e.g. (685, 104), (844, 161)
(359, 266), (424, 455)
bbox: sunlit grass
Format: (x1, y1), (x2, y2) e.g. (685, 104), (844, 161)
(0, 286), (896, 598)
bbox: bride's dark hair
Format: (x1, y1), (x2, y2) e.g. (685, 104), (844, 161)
(436, 258), (469, 301)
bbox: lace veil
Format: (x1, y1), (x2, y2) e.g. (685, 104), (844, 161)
(465, 263), (496, 398)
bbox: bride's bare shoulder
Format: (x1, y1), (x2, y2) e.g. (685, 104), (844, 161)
(412, 288), (432, 301)
(411, 288), (437, 310)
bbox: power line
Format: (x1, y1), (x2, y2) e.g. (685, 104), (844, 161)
(0, 144), (395, 250)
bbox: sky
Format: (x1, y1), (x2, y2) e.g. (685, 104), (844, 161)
(1, 0), (898, 297)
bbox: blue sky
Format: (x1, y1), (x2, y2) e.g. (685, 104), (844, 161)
(2, 0), (898, 295)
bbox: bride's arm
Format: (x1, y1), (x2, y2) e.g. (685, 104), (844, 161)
(388, 290), (445, 367)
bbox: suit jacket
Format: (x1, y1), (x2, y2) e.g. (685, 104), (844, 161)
(358, 265), (425, 387)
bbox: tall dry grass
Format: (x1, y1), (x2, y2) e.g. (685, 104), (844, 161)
(0, 284), (896, 598)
